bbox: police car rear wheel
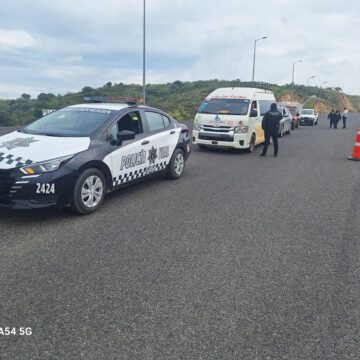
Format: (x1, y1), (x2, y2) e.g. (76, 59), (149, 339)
(168, 149), (185, 179)
(71, 168), (106, 215)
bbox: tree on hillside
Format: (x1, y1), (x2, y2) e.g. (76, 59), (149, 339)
(21, 93), (31, 100)
(37, 93), (55, 101)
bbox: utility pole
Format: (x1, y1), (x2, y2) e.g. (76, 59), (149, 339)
(291, 60), (302, 86)
(252, 36), (268, 85)
(142, 0), (146, 104)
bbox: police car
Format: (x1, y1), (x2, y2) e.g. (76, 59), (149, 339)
(0, 98), (191, 214)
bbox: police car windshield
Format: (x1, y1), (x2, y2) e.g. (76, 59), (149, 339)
(23, 107), (117, 137)
(198, 99), (250, 115)
(301, 109), (314, 115)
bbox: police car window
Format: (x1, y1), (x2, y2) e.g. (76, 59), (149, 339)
(23, 108), (117, 137)
(162, 115), (171, 128)
(146, 112), (166, 132)
(117, 111), (142, 134)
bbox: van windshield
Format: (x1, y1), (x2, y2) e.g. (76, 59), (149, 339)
(301, 109), (314, 115)
(198, 99), (250, 115)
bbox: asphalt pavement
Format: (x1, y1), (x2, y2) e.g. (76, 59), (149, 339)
(1, 115), (360, 359)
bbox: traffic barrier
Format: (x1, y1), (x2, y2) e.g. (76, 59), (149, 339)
(348, 128), (360, 161)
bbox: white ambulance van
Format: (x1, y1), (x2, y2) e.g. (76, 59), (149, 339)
(192, 87), (276, 152)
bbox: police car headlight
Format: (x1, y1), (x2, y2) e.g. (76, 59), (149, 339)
(193, 123), (202, 131)
(20, 155), (74, 175)
(234, 126), (249, 134)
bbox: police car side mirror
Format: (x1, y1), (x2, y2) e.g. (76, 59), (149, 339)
(250, 109), (258, 117)
(115, 130), (136, 146)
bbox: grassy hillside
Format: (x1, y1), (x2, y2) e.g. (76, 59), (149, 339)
(0, 80), (359, 127)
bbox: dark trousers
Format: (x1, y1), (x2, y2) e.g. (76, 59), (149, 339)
(342, 117), (347, 128)
(262, 130), (278, 155)
(334, 120), (339, 129)
(329, 119), (333, 128)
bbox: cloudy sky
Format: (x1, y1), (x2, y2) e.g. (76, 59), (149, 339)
(0, 0), (359, 99)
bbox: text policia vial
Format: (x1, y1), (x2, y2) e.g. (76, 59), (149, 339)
(0, 98), (191, 215)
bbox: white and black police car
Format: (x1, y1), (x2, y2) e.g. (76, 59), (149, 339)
(0, 97), (191, 214)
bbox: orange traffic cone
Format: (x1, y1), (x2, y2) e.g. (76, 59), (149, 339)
(348, 128), (360, 161)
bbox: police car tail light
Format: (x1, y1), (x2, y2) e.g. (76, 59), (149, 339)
(20, 155), (73, 175)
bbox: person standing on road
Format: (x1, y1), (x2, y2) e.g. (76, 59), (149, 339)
(260, 103), (283, 157)
(328, 109), (335, 128)
(333, 110), (341, 129)
(342, 107), (348, 129)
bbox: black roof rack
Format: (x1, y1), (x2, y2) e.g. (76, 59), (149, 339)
(83, 96), (143, 106)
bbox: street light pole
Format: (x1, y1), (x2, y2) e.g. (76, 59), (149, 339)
(142, 0), (146, 104)
(320, 81), (327, 88)
(252, 36), (268, 85)
(305, 75), (316, 101)
(291, 59), (302, 85)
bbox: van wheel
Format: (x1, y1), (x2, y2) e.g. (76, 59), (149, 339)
(167, 149), (185, 179)
(71, 168), (106, 215)
(246, 134), (256, 153)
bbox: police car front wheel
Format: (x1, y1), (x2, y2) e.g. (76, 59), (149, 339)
(71, 168), (107, 215)
(168, 149), (185, 179)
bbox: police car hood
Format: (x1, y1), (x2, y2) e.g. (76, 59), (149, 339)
(0, 131), (90, 169)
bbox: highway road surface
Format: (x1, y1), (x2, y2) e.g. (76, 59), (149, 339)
(1, 115), (360, 359)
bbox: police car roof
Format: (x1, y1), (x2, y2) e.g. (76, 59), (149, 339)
(69, 103), (132, 111)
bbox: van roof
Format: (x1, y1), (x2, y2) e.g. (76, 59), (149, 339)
(206, 87), (275, 100)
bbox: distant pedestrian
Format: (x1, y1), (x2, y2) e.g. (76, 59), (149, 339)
(342, 107), (348, 128)
(333, 110), (341, 129)
(260, 103), (283, 157)
(328, 109), (335, 128)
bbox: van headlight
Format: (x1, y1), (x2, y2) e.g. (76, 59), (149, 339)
(20, 155), (74, 175)
(234, 126), (249, 134)
(193, 123), (202, 131)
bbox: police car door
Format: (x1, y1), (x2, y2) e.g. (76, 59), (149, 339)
(142, 110), (181, 175)
(105, 110), (151, 187)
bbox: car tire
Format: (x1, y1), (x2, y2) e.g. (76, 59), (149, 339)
(167, 149), (185, 179)
(245, 133), (256, 153)
(71, 168), (107, 215)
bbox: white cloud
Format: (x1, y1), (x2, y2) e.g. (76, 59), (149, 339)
(0, 29), (36, 48)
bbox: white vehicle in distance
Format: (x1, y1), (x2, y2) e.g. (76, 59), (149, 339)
(300, 108), (319, 126)
(277, 105), (292, 137)
(192, 87), (276, 152)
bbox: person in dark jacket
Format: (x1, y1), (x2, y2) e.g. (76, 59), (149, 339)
(328, 109), (335, 128)
(333, 110), (341, 129)
(260, 103), (283, 157)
